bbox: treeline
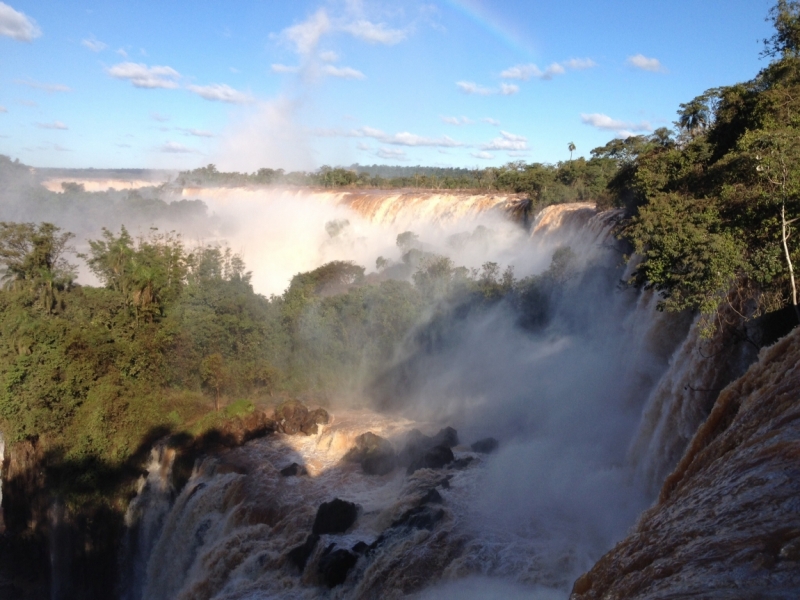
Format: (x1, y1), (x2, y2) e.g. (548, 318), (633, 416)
(175, 156), (622, 207)
(611, 0), (800, 333)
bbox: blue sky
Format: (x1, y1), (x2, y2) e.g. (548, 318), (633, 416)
(0, 0), (776, 171)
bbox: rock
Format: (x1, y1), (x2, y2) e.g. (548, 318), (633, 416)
(274, 401), (329, 436)
(418, 488), (443, 505)
(351, 541), (369, 554)
(312, 498), (359, 535)
(286, 534), (319, 572)
(407, 445), (455, 474)
(301, 408), (330, 435)
(280, 462), (307, 477)
(274, 400), (308, 435)
(391, 505), (445, 531)
(470, 437), (499, 454)
(431, 426), (459, 448)
(449, 456), (474, 470)
(399, 427), (459, 471)
(343, 432), (397, 475)
(318, 546), (358, 588)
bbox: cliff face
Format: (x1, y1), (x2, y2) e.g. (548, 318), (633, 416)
(571, 326), (800, 599)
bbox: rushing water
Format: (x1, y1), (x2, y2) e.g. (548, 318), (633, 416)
(120, 195), (748, 599)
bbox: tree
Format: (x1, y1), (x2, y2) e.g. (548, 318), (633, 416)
(747, 129), (800, 322)
(568, 142), (576, 161)
(0, 222), (75, 313)
(201, 353), (227, 411)
(762, 0), (800, 58)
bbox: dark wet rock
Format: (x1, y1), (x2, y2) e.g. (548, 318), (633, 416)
(274, 401), (329, 436)
(301, 408), (330, 435)
(407, 445), (454, 474)
(399, 427), (459, 471)
(470, 437), (499, 454)
(280, 462), (307, 477)
(318, 547), (358, 588)
(391, 505), (445, 531)
(312, 499), (359, 535)
(351, 541), (369, 554)
(418, 488), (443, 505)
(287, 534), (320, 572)
(431, 426), (459, 448)
(343, 432), (397, 475)
(449, 456), (474, 470)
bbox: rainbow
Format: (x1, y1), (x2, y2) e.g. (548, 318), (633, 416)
(442, 0), (537, 58)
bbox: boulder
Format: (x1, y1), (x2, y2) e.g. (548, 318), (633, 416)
(407, 445), (454, 474)
(343, 432), (397, 475)
(431, 426), (459, 448)
(399, 427), (459, 471)
(390, 505), (445, 531)
(318, 546), (358, 588)
(274, 401), (330, 436)
(280, 462), (307, 477)
(286, 534), (319, 572)
(470, 437), (499, 454)
(312, 498), (359, 535)
(418, 488), (443, 505)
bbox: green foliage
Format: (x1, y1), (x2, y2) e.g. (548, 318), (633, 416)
(614, 2), (800, 331)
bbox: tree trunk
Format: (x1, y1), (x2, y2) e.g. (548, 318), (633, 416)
(781, 202), (800, 323)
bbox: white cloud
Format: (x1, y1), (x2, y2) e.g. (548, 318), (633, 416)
(481, 117), (500, 126)
(341, 19), (405, 44)
(481, 130), (528, 151)
(361, 126), (462, 148)
(456, 81), (494, 96)
(159, 141), (197, 153)
(0, 106), (6, 113)
(626, 54), (664, 73)
(319, 50), (339, 62)
(81, 36), (107, 52)
(182, 128), (214, 138)
(501, 58), (597, 81)
(36, 121), (68, 130)
(116, 47), (128, 58)
(151, 112), (170, 122)
(54, 144), (70, 152)
(0, 2), (40, 42)
(500, 83), (519, 95)
(187, 83), (254, 104)
(322, 65), (365, 79)
(281, 9), (331, 56)
(564, 58), (597, 70)
(356, 142), (371, 151)
(15, 79), (71, 93)
(107, 62), (180, 89)
(315, 125), (465, 148)
(457, 81), (519, 96)
(507, 151), (531, 157)
(376, 147), (407, 160)
(441, 116), (473, 126)
(471, 151), (494, 160)
(271, 63), (301, 74)
(580, 113), (652, 136)
(501, 62), (564, 81)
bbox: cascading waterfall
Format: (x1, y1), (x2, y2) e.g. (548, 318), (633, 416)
(119, 443), (177, 600)
(120, 195), (728, 599)
(0, 432), (4, 533)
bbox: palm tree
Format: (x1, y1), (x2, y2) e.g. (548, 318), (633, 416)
(568, 142), (576, 161)
(678, 99), (711, 137)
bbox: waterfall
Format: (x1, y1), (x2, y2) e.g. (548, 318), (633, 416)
(120, 200), (728, 598)
(0, 432), (4, 533)
(119, 442), (177, 600)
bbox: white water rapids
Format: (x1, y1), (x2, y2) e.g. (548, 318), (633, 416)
(120, 192), (755, 599)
